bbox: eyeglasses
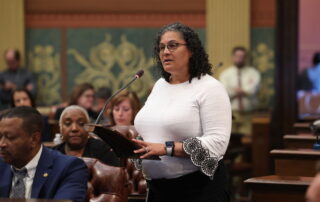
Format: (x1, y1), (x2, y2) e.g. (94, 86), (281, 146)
(159, 42), (187, 53)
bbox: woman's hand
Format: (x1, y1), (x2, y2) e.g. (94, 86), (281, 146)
(132, 139), (166, 159)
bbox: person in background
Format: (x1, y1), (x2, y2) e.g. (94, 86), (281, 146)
(219, 46), (261, 136)
(0, 106), (88, 201)
(11, 88), (36, 108)
(54, 83), (98, 121)
(298, 52), (320, 92)
(10, 88), (51, 142)
(52, 105), (120, 166)
(107, 90), (141, 126)
(0, 49), (37, 110)
(92, 87), (112, 124)
(133, 22), (231, 202)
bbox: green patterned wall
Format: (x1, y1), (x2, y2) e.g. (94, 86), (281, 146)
(26, 28), (205, 106)
(251, 28), (275, 110)
(67, 28), (159, 99)
(26, 29), (61, 106)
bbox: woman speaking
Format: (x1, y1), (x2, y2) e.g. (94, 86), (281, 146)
(133, 22), (231, 202)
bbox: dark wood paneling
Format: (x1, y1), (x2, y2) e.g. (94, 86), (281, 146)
(271, 149), (319, 176)
(283, 134), (315, 149)
(252, 114), (271, 176)
(271, 0), (299, 149)
(251, 0), (276, 27)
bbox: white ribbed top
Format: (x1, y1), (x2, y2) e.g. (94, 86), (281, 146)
(134, 74), (231, 179)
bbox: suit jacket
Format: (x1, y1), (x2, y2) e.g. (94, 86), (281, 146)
(0, 146), (88, 202)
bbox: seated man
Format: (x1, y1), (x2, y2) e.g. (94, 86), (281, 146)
(52, 105), (120, 166)
(0, 107), (88, 201)
(0, 49), (37, 109)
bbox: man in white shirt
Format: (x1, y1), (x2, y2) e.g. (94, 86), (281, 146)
(219, 47), (261, 135)
(0, 106), (88, 201)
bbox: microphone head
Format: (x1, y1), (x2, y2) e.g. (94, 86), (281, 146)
(310, 120), (320, 133)
(135, 70), (144, 78)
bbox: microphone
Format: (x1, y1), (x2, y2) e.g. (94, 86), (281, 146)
(213, 62), (223, 72)
(216, 62), (223, 68)
(95, 70), (144, 124)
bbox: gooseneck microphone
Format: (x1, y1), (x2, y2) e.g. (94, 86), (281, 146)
(95, 70), (144, 124)
(311, 120), (320, 150)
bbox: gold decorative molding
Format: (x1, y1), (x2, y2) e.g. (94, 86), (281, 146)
(28, 45), (61, 105)
(68, 34), (155, 99)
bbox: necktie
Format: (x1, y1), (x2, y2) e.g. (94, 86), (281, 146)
(10, 167), (28, 198)
(238, 69), (244, 111)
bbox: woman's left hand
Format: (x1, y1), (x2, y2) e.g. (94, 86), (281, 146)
(132, 139), (166, 159)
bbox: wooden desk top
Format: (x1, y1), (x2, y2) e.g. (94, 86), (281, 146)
(270, 149), (320, 156)
(294, 122), (311, 129)
(283, 134), (315, 140)
(244, 175), (313, 186)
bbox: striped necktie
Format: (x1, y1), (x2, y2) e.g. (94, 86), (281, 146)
(10, 167), (28, 198)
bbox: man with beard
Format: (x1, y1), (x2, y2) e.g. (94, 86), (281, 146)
(52, 105), (120, 166)
(219, 47), (261, 136)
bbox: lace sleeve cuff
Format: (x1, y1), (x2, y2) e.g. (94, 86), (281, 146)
(183, 137), (219, 177)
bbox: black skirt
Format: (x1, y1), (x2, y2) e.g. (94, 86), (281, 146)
(146, 160), (230, 202)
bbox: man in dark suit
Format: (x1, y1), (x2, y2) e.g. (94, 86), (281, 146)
(0, 106), (88, 202)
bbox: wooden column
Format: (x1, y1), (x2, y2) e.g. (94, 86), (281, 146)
(0, 0), (25, 70)
(271, 0), (299, 149)
(206, 0), (250, 77)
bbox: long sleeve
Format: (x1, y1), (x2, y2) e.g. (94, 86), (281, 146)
(183, 81), (231, 177)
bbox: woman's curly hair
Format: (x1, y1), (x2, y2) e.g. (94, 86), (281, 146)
(153, 22), (212, 83)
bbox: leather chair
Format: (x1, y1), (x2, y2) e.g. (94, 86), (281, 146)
(125, 159), (147, 196)
(82, 157), (129, 202)
(110, 126), (147, 198)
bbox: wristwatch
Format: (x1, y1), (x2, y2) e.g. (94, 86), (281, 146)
(165, 141), (175, 156)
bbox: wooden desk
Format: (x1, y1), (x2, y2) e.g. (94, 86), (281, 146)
(245, 175), (312, 202)
(294, 122), (311, 134)
(252, 113), (271, 176)
(271, 149), (320, 176)
(283, 134), (315, 149)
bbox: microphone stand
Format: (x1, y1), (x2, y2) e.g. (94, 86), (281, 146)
(95, 71), (144, 124)
(311, 121), (320, 150)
